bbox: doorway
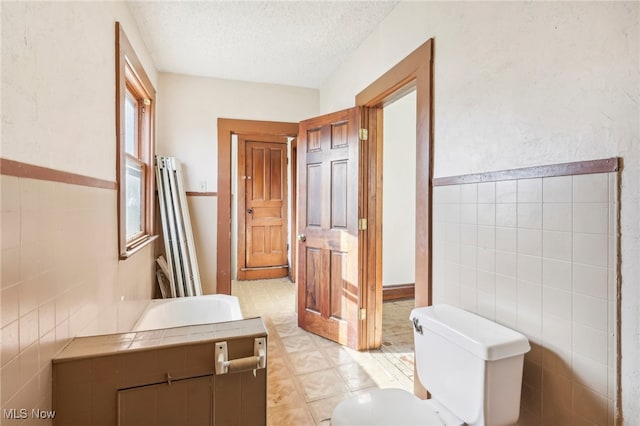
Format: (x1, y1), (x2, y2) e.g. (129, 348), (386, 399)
(355, 39), (433, 396)
(381, 90), (417, 298)
(216, 39), (433, 358)
(217, 119), (298, 294)
(236, 135), (289, 280)
(379, 89), (417, 358)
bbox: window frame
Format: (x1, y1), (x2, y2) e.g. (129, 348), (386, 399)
(116, 22), (157, 259)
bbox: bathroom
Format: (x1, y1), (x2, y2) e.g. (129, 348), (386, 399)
(1, 1), (639, 425)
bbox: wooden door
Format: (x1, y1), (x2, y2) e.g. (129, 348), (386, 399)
(297, 107), (363, 350)
(238, 136), (288, 280)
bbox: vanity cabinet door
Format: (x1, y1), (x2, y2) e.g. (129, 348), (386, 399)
(118, 375), (213, 426)
(213, 369), (267, 426)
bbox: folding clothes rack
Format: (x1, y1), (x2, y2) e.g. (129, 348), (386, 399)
(155, 156), (202, 297)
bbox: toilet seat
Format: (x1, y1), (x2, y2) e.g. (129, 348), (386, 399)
(331, 388), (459, 426)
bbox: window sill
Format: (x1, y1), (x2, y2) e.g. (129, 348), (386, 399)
(120, 234), (159, 260)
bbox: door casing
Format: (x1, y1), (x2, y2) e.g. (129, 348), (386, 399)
(217, 119), (298, 293)
(355, 39), (434, 396)
(289, 139), (298, 283)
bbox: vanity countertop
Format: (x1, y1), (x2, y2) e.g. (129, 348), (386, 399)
(53, 316), (268, 362)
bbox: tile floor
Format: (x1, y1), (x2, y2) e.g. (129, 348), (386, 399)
(232, 278), (416, 426)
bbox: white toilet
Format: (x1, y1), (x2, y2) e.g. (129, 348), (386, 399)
(331, 304), (531, 426)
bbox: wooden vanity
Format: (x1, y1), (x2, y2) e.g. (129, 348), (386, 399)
(52, 318), (268, 426)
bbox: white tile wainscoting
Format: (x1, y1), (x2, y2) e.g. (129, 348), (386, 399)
(432, 166), (618, 426)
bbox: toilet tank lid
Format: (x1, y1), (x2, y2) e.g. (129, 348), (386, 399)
(411, 304), (531, 361)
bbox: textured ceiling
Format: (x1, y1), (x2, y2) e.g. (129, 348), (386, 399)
(127, 1), (398, 89)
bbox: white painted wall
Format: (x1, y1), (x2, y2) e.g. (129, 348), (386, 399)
(382, 91), (416, 287)
(156, 73), (319, 191)
(320, 2), (639, 422)
(187, 196), (217, 294)
(156, 73), (319, 291)
(1, 1), (157, 181)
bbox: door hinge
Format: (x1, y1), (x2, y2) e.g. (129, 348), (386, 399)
(359, 308), (367, 321)
(358, 218), (367, 231)
(359, 128), (368, 141)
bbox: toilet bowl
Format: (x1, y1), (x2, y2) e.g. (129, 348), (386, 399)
(331, 304), (531, 426)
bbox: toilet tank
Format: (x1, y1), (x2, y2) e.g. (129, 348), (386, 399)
(411, 305), (530, 426)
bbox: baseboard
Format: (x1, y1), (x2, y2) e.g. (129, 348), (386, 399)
(383, 283), (415, 301)
(238, 266), (289, 281)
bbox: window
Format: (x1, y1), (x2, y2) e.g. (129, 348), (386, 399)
(116, 22), (156, 258)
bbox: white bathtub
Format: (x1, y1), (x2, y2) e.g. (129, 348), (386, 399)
(132, 294), (243, 331)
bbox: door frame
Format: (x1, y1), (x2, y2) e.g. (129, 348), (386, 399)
(289, 138), (298, 283)
(217, 119), (298, 294)
(356, 39), (433, 371)
(236, 134), (290, 281)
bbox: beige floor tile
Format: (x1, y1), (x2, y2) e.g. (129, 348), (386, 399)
(267, 405), (315, 426)
(267, 334), (282, 349)
(281, 334), (317, 354)
(267, 377), (306, 408)
(288, 350), (331, 375)
(335, 363), (381, 391)
(267, 356), (292, 381)
(274, 321), (308, 339)
(233, 279), (416, 424)
(269, 312), (297, 325)
(320, 345), (359, 367)
(296, 368), (350, 402)
(308, 333), (340, 348)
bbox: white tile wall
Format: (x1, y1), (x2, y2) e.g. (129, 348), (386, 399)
(518, 229), (542, 256)
(517, 178), (543, 203)
(432, 172), (618, 425)
(496, 180), (517, 203)
(477, 182), (496, 203)
(542, 176), (572, 203)
(518, 203), (543, 229)
(460, 183), (478, 203)
(496, 226), (517, 253)
(496, 203), (518, 227)
(0, 175), (155, 418)
(543, 203), (572, 232)
(477, 204), (496, 226)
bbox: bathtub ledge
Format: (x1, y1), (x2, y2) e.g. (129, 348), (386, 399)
(52, 316), (267, 363)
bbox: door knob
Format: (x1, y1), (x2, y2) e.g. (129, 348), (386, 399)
(247, 208), (253, 214)
(297, 234), (306, 242)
